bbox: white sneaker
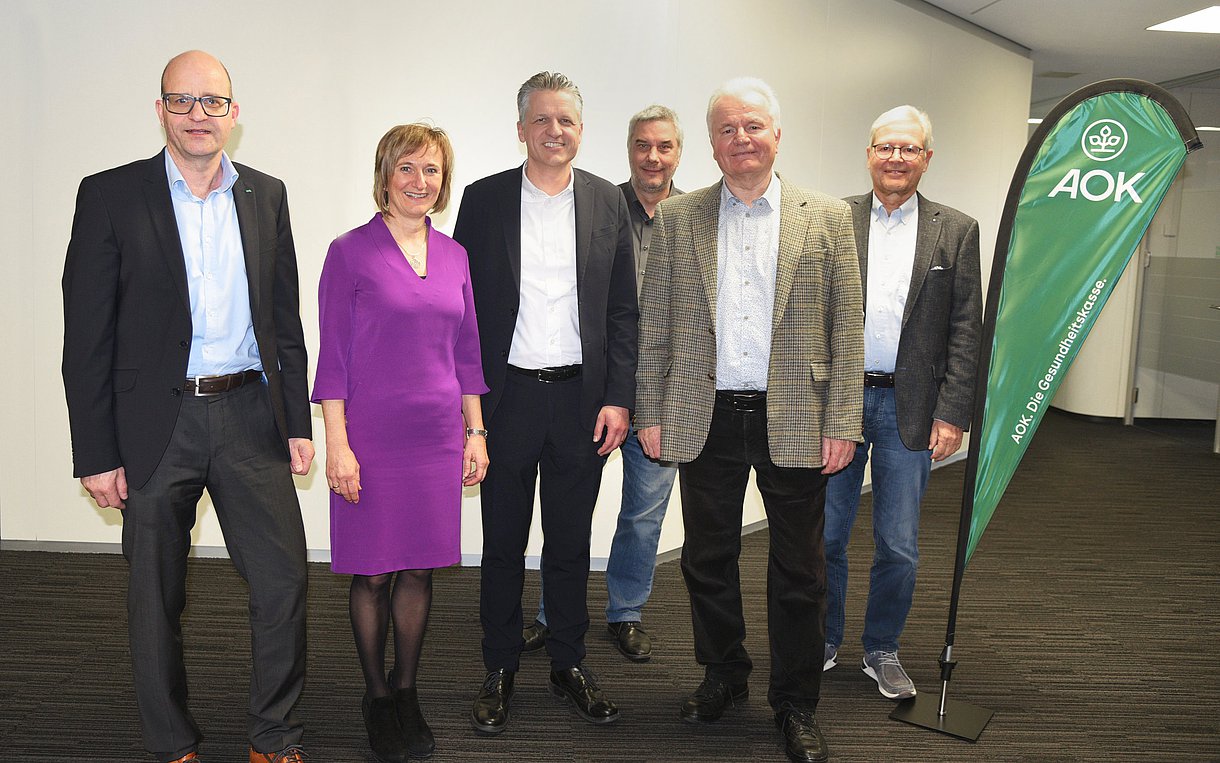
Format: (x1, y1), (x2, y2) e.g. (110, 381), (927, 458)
(862, 650), (916, 700)
(822, 643), (837, 671)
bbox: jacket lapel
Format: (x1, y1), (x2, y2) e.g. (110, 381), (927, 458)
(850, 193), (871, 311)
(232, 174), (262, 319)
(500, 169), (523, 293)
(772, 178), (805, 331)
(144, 152), (191, 313)
(692, 182), (721, 325)
(573, 168), (593, 290)
(906, 192), (941, 326)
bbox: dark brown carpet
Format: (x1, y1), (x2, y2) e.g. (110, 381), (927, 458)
(1, 409), (1217, 761)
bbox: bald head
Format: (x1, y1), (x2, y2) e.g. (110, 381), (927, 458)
(160, 50), (232, 96)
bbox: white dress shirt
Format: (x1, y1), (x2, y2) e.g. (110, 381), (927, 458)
(510, 165), (582, 368)
(864, 192), (919, 373)
(715, 174), (781, 390)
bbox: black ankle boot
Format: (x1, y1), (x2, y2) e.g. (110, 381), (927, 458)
(394, 686), (436, 759)
(362, 692), (409, 763)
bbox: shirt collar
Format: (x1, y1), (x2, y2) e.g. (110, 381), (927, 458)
(720, 172), (780, 212)
(871, 191), (918, 225)
(165, 149), (239, 200)
(521, 162), (575, 201)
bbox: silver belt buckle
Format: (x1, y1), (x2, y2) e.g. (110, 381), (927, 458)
(192, 374), (217, 396)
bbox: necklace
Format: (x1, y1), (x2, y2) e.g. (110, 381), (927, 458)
(399, 242), (426, 274)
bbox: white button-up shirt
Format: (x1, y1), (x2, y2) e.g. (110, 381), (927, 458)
(715, 174), (781, 390)
(864, 192), (919, 373)
(510, 165), (582, 368)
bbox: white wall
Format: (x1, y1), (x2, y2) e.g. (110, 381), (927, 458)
(0, 0), (1031, 562)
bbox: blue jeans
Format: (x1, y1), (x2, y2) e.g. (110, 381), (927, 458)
(824, 386), (929, 653)
(538, 425), (677, 625)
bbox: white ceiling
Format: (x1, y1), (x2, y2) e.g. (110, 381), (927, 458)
(920, 0), (1220, 116)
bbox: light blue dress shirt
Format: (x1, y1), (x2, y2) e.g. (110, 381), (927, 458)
(715, 175), (781, 391)
(165, 151), (262, 377)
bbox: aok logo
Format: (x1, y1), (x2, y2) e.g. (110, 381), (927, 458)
(1081, 119), (1127, 162)
(1047, 119), (1144, 203)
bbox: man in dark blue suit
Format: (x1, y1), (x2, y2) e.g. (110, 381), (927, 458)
(62, 50), (313, 763)
(454, 71), (638, 734)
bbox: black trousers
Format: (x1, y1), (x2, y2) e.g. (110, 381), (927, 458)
(121, 381), (307, 760)
(479, 372), (606, 672)
(678, 394), (829, 710)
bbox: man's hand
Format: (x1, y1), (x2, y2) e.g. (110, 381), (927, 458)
(928, 420), (964, 462)
(593, 405), (630, 456)
(820, 437), (855, 475)
(638, 426), (662, 460)
(289, 437), (315, 475)
(81, 467), (128, 509)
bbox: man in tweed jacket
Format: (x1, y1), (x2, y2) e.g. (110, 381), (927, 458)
(635, 78), (862, 763)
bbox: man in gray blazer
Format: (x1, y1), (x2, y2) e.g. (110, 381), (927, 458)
(823, 105), (982, 701)
(637, 78), (862, 763)
(62, 51), (312, 763)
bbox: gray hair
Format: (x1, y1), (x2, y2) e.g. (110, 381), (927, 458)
(627, 104), (683, 150)
(706, 77), (781, 133)
(516, 71), (583, 123)
(869, 105), (934, 150)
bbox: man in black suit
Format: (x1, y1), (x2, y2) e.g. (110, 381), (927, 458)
(823, 105), (982, 702)
(61, 50), (313, 763)
(454, 71), (638, 734)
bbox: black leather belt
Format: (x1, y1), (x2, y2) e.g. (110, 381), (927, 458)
(715, 390), (767, 411)
(508, 364), (582, 383)
(864, 372), (895, 388)
(184, 369), (263, 396)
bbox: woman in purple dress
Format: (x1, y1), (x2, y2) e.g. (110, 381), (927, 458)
(313, 123), (488, 762)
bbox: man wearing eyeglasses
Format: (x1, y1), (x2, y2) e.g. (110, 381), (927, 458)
(822, 105), (982, 701)
(61, 50), (312, 763)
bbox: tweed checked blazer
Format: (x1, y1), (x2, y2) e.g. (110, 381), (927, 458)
(635, 177), (864, 469)
(846, 192), (982, 451)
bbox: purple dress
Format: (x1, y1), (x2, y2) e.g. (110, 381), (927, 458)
(312, 214), (487, 575)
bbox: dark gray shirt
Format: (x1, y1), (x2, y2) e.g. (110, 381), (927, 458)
(619, 180), (683, 296)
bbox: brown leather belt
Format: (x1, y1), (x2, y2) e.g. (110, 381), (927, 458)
(864, 372), (895, 388)
(183, 369), (263, 396)
(508, 364), (582, 383)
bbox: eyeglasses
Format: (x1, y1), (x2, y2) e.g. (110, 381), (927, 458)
(161, 93), (233, 117)
(870, 143), (925, 161)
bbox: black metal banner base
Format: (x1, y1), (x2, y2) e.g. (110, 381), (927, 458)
(889, 693), (994, 742)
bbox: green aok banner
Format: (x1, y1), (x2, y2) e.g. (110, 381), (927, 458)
(964, 81), (1201, 563)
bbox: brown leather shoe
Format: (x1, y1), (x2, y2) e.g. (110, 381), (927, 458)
(249, 746), (307, 763)
(167, 754), (199, 763)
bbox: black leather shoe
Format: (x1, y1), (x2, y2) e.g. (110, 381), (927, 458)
(362, 692), (409, 762)
(774, 704), (829, 763)
(393, 686), (435, 759)
(521, 620), (548, 653)
(607, 621), (652, 662)
(471, 669), (515, 734)
(679, 677), (749, 723)
(548, 664), (620, 724)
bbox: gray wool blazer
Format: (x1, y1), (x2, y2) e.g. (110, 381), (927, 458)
(845, 192), (983, 451)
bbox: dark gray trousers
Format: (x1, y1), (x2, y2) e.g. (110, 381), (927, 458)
(121, 381), (307, 761)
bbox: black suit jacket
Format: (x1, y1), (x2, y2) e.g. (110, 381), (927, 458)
(62, 150), (311, 488)
(846, 191), (982, 451)
(452, 166), (638, 430)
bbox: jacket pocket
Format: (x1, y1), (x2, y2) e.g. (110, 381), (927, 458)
(810, 361), (831, 384)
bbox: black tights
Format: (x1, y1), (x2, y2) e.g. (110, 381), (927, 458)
(349, 569), (433, 697)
